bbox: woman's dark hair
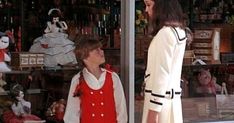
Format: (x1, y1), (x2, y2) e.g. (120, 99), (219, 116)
(150, 0), (185, 35)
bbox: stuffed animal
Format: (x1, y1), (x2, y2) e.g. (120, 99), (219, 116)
(196, 68), (221, 96)
(0, 73), (6, 92)
(46, 99), (66, 121)
(0, 32), (11, 72)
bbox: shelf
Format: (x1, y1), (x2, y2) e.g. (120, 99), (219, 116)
(183, 63), (234, 67)
(0, 89), (46, 96)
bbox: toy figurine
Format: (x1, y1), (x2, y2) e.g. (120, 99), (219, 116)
(196, 68), (221, 96)
(0, 32), (11, 72)
(29, 8), (77, 68)
(46, 98), (66, 121)
(2, 84), (43, 123)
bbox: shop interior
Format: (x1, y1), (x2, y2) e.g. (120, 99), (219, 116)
(0, 0), (233, 123)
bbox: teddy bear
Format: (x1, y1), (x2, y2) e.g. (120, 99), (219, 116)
(0, 32), (11, 72)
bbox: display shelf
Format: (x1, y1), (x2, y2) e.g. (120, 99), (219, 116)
(182, 63), (234, 97)
(189, 0), (234, 28)
(0, 88), (46, 96)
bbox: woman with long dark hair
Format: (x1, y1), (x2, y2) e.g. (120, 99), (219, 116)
(142, 0), (192, 123)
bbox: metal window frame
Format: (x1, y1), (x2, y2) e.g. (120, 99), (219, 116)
(121, 0), (135, 123)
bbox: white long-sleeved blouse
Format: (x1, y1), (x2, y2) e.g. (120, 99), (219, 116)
(64, 68), (128, 123)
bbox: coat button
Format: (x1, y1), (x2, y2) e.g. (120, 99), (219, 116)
(100, 102), (104, 106)
(101, 113), (104, 117)
(92, 103), (95, 106)
(92, 114), (95, 117)
(100, 91), (103, 94)
(90, 91), (94, 94)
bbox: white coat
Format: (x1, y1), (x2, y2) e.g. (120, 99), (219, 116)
(142, 26), (187, 123)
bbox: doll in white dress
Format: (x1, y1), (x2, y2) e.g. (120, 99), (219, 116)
(29, 8), (77, 68)
(2, 84), (42, 123)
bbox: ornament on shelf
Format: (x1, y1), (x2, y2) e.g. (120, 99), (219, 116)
(46, 99), (66, 121)
(0, 73), (6, 92)
(221, 82), (228, 95)
(2, 84), (44, 123)
(135, 9), (148, 34)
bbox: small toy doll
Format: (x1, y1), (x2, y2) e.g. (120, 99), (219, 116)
(44, 8), (68, 34)
(196, 69), (221, 96)
(46, 99), (66, 121)
(3, 84), (42, 123)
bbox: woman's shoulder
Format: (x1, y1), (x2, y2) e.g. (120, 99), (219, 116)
(154, 26), (173, 38)
(157, 26), (186, 41)
(159, 26), (172, 32)
(158, 26), (182, 34)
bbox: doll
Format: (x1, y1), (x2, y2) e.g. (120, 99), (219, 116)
(0, 32), (11, 72)
(2, 84), (42, 123)
(29, 8), (77, 68)
(44, 8), (68, 34)
(196, 68), (221, 96)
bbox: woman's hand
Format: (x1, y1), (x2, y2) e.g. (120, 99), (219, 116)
(147, 109), (159, 123)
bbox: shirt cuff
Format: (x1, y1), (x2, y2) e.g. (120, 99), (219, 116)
(149, 95), (165, 112)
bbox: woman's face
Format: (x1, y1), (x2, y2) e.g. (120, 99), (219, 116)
(84, 47), (105, 66)
(144, 0), (155, 19)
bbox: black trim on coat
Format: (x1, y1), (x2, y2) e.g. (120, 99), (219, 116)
(145, 89), (152, 93)
(172, 27), (187, 41)
(151, 93), (165, 98)
(150, 100), (163, 105)
(144, 74), (150, 79)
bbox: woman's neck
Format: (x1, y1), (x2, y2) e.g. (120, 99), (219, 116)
(165, 21), (182, 27)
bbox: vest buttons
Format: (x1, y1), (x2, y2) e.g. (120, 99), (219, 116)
(92, 114), (95, 117)
(92, 103), (95, 106)
(90, 91), (94, 94)
(100, 102), (104, 106)
(100, 91), (103, 94)
(101, 113), (104, 117)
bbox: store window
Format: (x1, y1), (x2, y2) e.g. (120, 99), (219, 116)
(134, 0), (234, 123)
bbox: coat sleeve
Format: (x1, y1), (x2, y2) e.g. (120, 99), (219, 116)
(64, 73), (81, 123)
(148, 29), (177, 112)
(112, 72), (128, 123)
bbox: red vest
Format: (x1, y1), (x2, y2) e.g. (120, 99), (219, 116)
(79, 71), (117, 123)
